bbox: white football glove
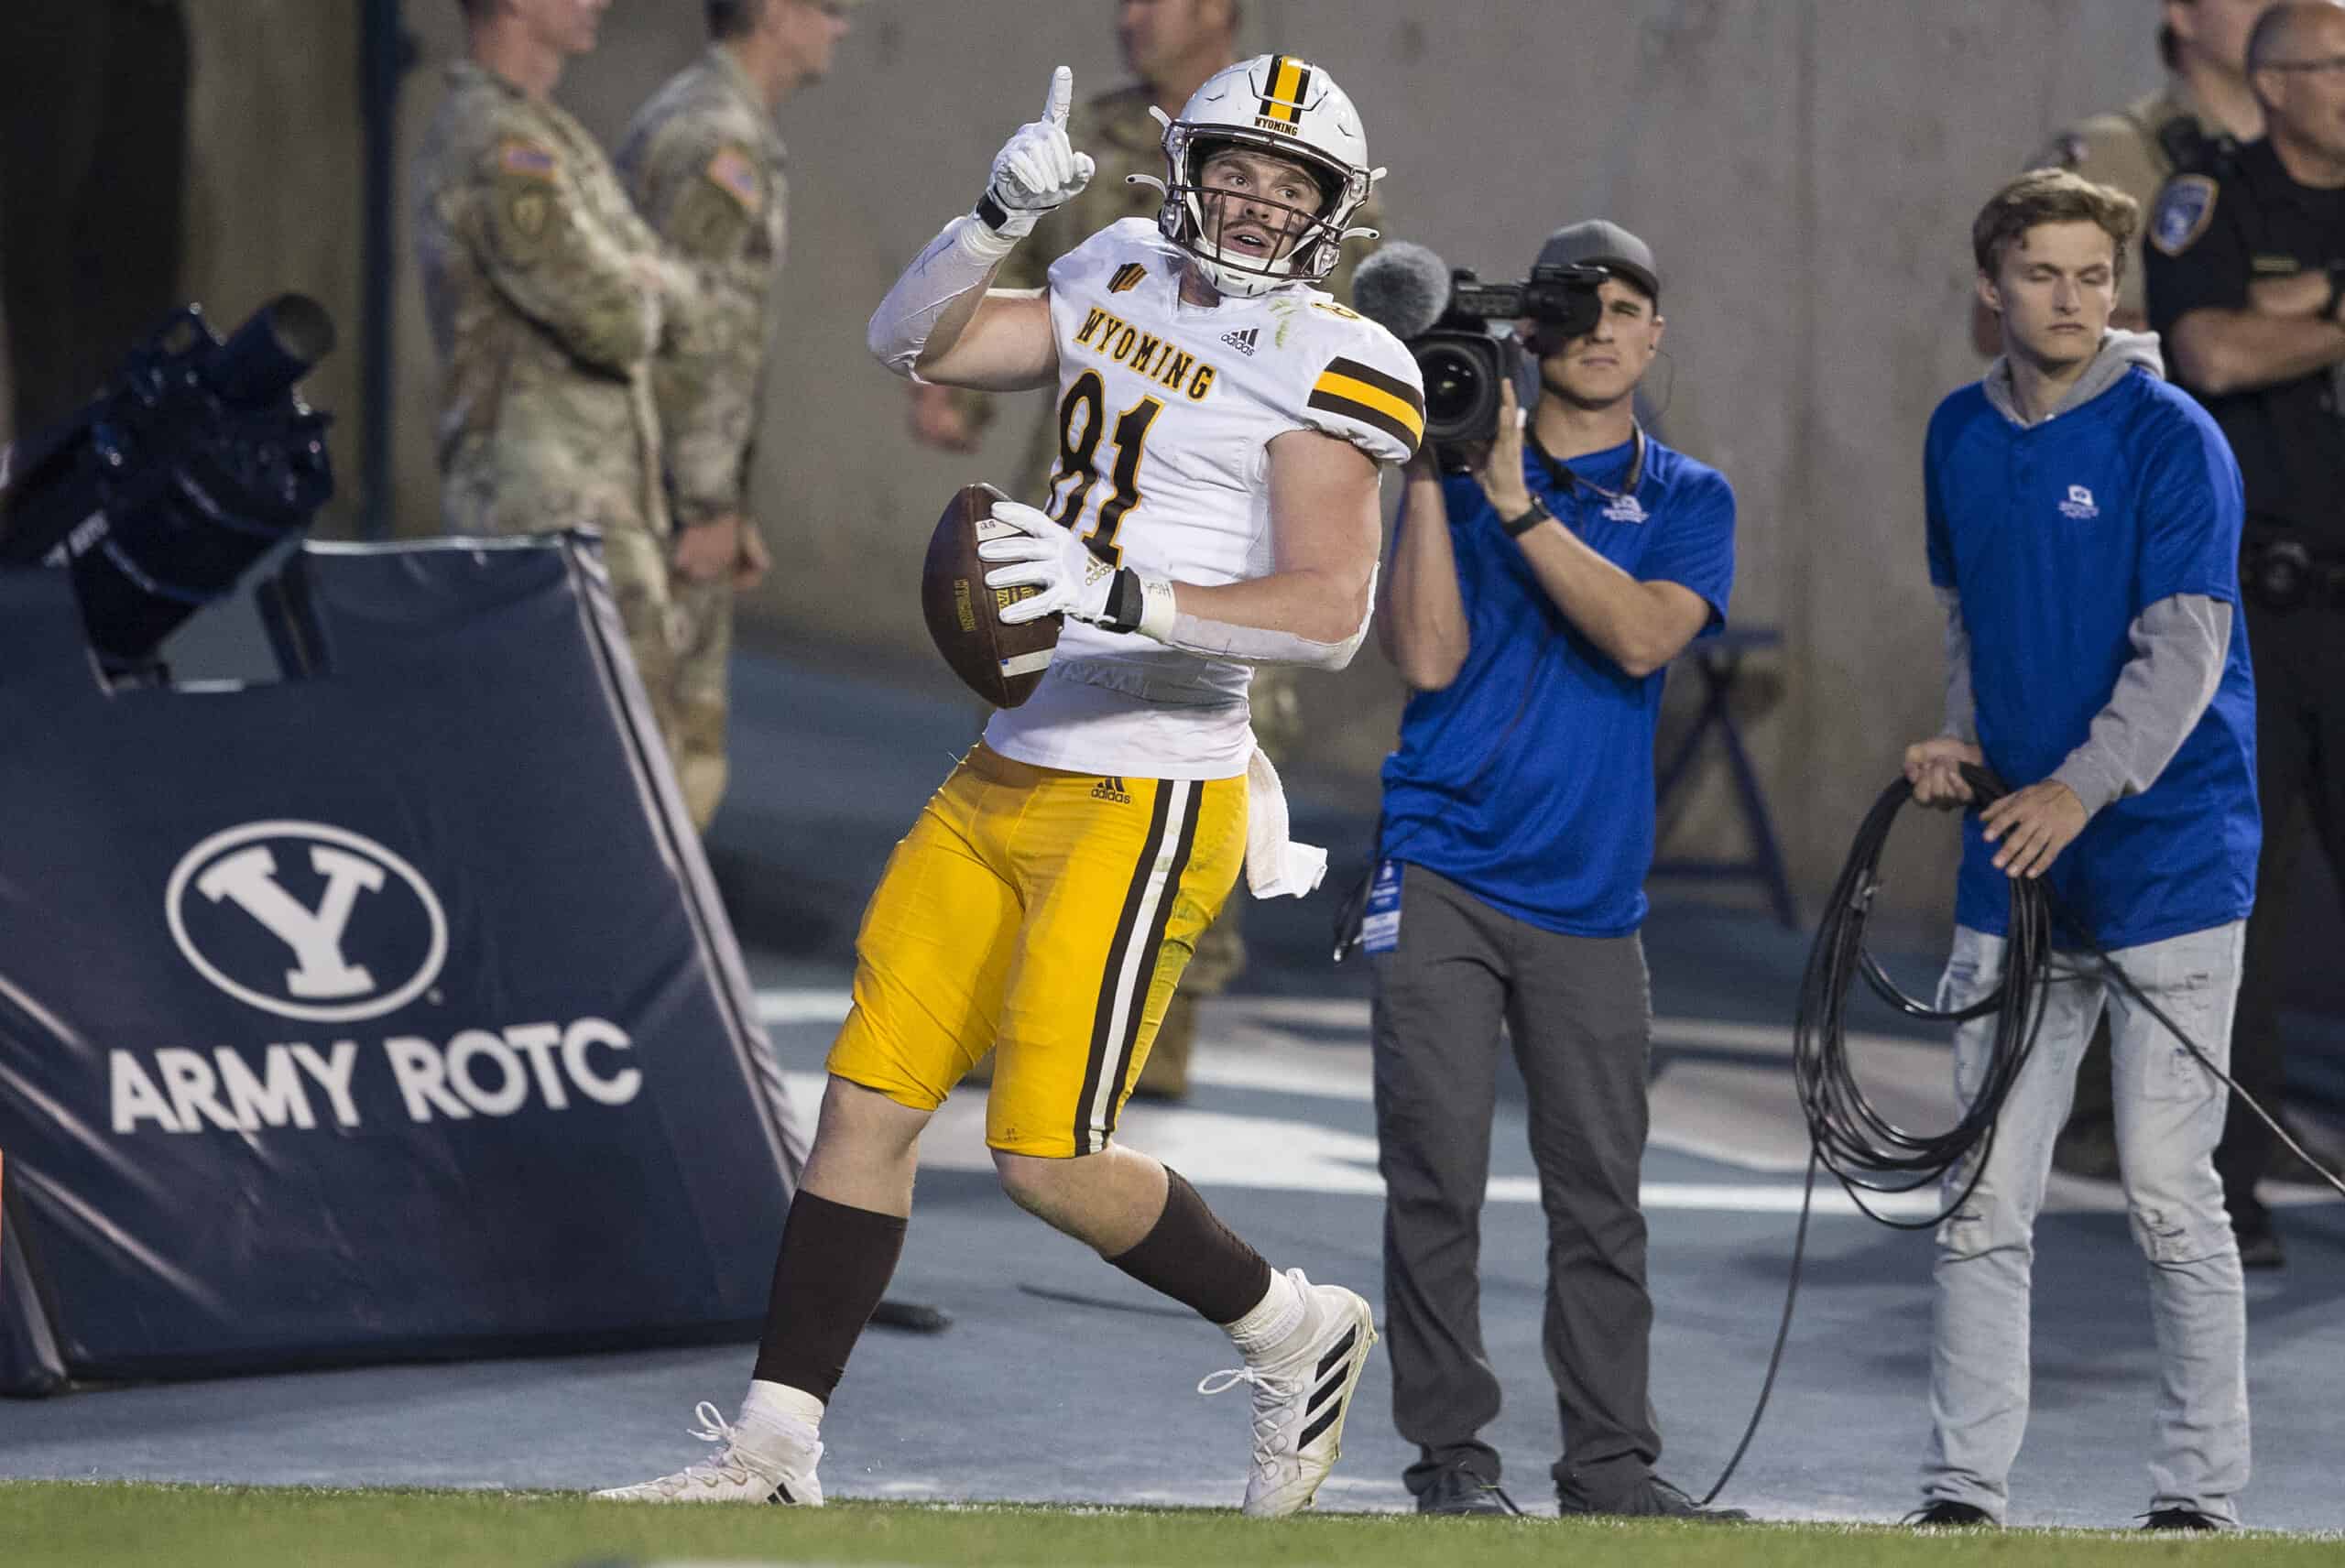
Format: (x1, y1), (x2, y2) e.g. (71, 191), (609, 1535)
(977, 500), (1120, 626)
(977, 66), (1096, 238)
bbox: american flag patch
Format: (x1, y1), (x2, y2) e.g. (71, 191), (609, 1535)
(497, 139), (557, 180)
(706, 146), (761, 211)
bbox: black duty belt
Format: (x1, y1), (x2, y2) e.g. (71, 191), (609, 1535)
(2242, 531), (2345, 610)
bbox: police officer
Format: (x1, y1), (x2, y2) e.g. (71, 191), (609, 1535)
(910, 0), (1380, 1099)
(619, 0), (859, 832)
(2147, 0), (2345, 1271)
(414, 0), (696, 764)
(1971, 0), (2272, 356)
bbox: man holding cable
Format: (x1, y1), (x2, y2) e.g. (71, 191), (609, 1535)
(1902, 168), (2260, 1531)
(1369, 222), (1740, 1520)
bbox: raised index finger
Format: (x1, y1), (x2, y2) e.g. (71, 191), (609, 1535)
(1044, 65), (1074, 125)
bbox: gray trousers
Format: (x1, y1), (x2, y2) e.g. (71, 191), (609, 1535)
(1369, 863), (1662, 1503)
(1923, 921), (2249, 1523)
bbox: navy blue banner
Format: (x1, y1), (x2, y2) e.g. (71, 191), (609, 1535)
(0, 538), (801, 1393)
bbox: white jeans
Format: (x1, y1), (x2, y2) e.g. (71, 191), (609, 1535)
(1920, 920), (2249, 1524)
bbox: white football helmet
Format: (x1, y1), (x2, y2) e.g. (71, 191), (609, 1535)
(1134, 54), (1382, 299)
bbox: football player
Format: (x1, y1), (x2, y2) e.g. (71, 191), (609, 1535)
(599, 54), (1422, 1517)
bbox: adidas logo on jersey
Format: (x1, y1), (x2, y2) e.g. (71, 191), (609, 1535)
(1221, 327), (1259, 356)
(1090, 776), (1133, 805)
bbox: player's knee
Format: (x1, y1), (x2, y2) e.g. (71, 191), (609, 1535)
(992, 1148), (1081, 1217)
(814, 1073), (929, 1158)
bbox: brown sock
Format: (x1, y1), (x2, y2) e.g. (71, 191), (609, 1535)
(1106, 1167), (1271, 1324)
(749, 1191), (908, 1400)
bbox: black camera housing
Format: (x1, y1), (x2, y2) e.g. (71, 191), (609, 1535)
(1409, 262), (1609, 462)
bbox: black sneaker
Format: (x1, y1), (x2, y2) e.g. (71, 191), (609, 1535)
(1556, 1475), (1747, 1521)
(1415, 1461), (1518, 1517)
(1904, 1499), (1996, 1528)
(2141, 1508), (2224, 1531)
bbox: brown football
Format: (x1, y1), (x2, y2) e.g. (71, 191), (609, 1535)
(920, 482), (1063, 708)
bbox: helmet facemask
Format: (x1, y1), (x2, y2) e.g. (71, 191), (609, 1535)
(1136, 115), (1376, 299)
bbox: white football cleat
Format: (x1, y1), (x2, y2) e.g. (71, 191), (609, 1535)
(594, 1400), (823, 1506)
(1198, 1270), (1377, 1518)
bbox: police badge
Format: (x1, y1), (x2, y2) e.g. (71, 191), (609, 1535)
(2150, 175), (2219, 257)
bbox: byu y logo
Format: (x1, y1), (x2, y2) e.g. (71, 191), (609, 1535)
(166, 821), (449, 1023)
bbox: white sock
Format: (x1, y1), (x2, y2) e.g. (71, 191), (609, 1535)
(1226, 1267), (1306, 1358)
(739, 1379), (826, 1452)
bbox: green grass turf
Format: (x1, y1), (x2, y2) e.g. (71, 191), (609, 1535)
(4, 1484), (2340, 1568)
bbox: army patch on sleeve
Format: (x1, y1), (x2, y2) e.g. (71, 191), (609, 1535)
(2150, 175), (2219, 257)
(704, 145), (762, 212)
(497, 138), (558, 182)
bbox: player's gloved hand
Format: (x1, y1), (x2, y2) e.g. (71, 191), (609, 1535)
(978, 500), (1120, 626)
(976, 66), (1096, 239)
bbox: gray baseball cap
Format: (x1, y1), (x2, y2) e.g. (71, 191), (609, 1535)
(1534, 220), (1660, 304)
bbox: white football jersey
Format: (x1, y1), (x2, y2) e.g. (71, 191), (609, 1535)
(985, 219), (1424, 779)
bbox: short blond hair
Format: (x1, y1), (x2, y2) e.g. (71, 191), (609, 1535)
(1971, 168), (2141, 282)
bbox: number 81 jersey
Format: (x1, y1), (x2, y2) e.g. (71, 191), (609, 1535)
(983, 218), (1426, 781)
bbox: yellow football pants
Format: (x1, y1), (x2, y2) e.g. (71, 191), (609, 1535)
(826, 744), (1246, 1157)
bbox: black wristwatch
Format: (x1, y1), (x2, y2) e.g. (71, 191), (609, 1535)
(2323, 260), (2345, 325)
(1500, 495), (1553, 539)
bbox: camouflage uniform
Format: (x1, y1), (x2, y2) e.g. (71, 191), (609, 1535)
(960, 82), (1380, 1096)
(618, 45), (791, 832)
(2030, 81), (2230, 321)
(413, 60), (693, 754)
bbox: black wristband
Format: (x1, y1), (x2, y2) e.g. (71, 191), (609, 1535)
(1501, 495), (1553, 539)
(2324, 261), (2345, 325)
(975, 189), (1013, 234)
(1100, 567), (1145, 634)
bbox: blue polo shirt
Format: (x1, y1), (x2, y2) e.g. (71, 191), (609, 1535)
(1925, 368), (2259, 948)
(1379, 434), (1737, 936)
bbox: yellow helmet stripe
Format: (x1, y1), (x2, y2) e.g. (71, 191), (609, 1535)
(1258, 55), (1308, 124)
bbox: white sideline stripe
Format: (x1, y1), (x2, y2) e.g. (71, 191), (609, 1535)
(751, 990), (1928, 1072)
(756, 990), (2337, 1214)
(758, 989), (852, 1025)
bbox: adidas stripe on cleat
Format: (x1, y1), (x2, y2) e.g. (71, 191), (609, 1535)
(593, 1400), (823, 1506)
(1199, 1269), (1377, 1518)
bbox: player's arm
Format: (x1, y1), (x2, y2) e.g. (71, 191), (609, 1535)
(977, 429), (1385, 670)
(1377, 450), (1472, 690)
(867, 67), (1094, 393)
(1160, 428), (1382, 659)
(461, 134), (659, 373)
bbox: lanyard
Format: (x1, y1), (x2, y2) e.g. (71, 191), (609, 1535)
(1528, 425), (1647, 514)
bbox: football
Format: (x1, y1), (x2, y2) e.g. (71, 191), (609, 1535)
(920, 482), (1063, 708)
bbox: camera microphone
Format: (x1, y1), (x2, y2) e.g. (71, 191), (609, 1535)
(1352, 242), (1454, 343)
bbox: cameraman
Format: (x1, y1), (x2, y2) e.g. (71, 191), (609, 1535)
(1369, 222), (1738, 1519)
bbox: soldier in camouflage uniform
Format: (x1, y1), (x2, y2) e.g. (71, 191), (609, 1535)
(619, 0), (861, 832)
(414, 0), (696, 768)
(1979, 0), (2274, 1182)
(912, 2), (1381, 1100)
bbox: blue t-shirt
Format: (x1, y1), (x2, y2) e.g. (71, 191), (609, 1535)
(1925, 368), (2259, 948)
(1378, 435), (1737, 936)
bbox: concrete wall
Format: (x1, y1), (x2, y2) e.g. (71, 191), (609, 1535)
(29, 0), (2168, 913)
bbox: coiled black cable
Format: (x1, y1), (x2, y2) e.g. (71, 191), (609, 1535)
(1794, 765), (2056, 1228)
